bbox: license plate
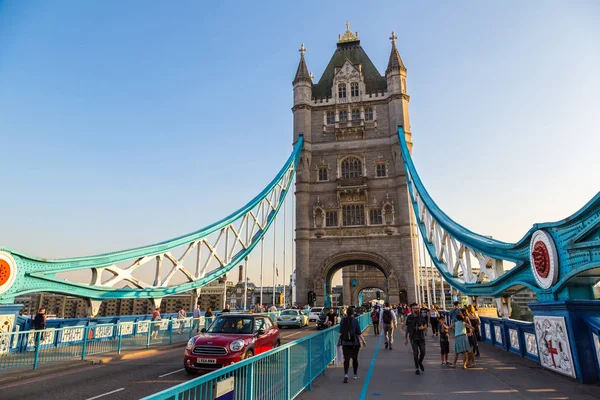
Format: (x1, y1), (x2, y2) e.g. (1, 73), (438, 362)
(283, 317), (290, 320)
(197, 358), (216, 364)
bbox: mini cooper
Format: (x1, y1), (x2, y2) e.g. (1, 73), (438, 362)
(184, 314), (280, 373)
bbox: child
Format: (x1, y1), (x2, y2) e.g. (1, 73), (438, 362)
(448, 314), (471, 369)
(438, 315), (450, 365)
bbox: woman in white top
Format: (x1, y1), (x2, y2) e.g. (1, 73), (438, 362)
(429, 306), (439, 336)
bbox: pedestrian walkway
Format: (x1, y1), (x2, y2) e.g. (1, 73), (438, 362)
(298, 327), (600, 400)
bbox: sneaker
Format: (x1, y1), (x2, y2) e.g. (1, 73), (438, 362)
(353, 375), (359, 380)
(415, 369), (420, 375)
(389, 346), (393, 350)
(343, 376), (348, 383)
(384, 342), (388, 349)
(419, 363), (425, 372)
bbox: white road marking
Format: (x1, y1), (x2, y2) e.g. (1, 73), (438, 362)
(158, 368), (185, 378)
(85, 388), (125, 400)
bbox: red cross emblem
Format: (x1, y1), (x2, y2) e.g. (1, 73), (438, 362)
(547, 340), (559, 367)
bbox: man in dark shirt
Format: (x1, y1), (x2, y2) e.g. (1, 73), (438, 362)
(404, 303), (427, 375)
(33, 308), (47, 346)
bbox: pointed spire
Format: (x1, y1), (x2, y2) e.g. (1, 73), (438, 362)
(386, 31), (405, 74)
(293, 43), (311, 85)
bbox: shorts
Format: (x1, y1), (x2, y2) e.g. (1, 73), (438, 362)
(440, 340), (449, 355)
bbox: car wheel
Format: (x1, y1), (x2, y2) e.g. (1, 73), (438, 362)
(242, 349), (254, 360)
(185, 367), (196, 375)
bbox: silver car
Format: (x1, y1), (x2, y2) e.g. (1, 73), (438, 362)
(276, 309), (309, 328)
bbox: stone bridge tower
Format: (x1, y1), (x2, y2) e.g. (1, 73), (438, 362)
(293, 25), (418, 307)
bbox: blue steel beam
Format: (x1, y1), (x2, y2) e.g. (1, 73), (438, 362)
(397, 126), (600, 299)
(0, 137), (304, 304)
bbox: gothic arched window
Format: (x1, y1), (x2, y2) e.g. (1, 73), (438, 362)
(318, 167), (328, 181)
(365, 107), (374, 121)
(338, 83), (347, 98)
(326, 112), (335, 125)
(341, 157), (363, 179)
(351, 82), (359, 97)
(351, 109), (360, 120)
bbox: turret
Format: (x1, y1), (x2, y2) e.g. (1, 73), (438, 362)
(385, 31), (407, 95)
(385, 31), (412, 151)
(292, 43), (313, 144)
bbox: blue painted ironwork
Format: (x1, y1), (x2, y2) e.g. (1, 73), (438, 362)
(0, 137), (303, 306)
(0, 312), (282, 370)
(141, 313), (371, 400)
(397, 126), (600, 300)
(479, 316), (540, 362)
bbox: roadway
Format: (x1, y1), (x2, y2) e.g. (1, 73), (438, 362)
(0, 322), (320, 400)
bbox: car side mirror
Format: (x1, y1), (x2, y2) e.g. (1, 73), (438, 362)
(200, 328), (207, 333)
(255, 329), (265, 336)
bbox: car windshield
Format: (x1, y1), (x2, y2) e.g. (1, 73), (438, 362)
(311, 308), (322, 313)
(207, 316), (254, 334)
(281, 310), (298, 316)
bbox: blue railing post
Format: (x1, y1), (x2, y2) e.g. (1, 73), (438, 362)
(246, 363), (255, 400)
(169, 320), (173, 345)
(32, 332), (41, 370)
(307, 338), (312, 392)
(146, 322), (152, 349)
(81, 326), (89, 361)
(285, 347), (291, 399)
(117, 325), (123, 355)
(322, 331), (326, 376)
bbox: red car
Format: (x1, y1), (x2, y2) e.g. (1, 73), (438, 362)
(184, 314), (280, 373)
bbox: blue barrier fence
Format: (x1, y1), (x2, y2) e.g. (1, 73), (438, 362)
(141, 313), (372, 400)
(479, 316), (540, 362)
(0, 312), (280, 370)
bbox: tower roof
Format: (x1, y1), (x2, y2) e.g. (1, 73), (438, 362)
(293, 43), (311, 85)
(386, 31), (405, 74)
(312, 39), (387, 99)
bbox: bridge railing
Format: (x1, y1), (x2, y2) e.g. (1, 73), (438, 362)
(141, 313), (372, 400)
(479, 316), (540, 362)
(0, 313), (279, 370)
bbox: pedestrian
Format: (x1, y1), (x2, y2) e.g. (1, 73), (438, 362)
(448, 314), (471, 369)
(370, 307), (380, 336)
(449, 301), (461, 322)
(379, 302), (397, 350)
(192, 303), (201, 333)
(151, 307), (162, 339)
(429, 306), (439, 336)
(177, 306), (186, 334)
(339, 307), (367, 383)
(325, 308), (337, 327)
(466, 304), (481, 356)
(438, 314), (450, 366)
(404, 303), (427, 375)
(222, 304), (231, 313)
(33, 308), (47, 346)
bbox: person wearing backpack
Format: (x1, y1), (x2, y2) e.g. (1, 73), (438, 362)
(370, 307), (380, 336)
(339, 307), (366, 383)
(379, 302), (397, 350)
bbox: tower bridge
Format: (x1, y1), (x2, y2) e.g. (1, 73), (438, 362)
(1, 23), (599, 398)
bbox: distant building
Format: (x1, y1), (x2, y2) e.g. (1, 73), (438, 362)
(227, 265), (256, 309)
(197, 279), (234, 312)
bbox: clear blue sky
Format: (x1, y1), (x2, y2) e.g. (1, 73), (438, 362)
(1, 1), (599, 289)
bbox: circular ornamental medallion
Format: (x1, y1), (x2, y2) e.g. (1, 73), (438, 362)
(0, 251), (17, 295)
(529, 230), (559, 289)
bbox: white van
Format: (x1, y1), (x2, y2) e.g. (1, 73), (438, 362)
(308, 307), (323, 322)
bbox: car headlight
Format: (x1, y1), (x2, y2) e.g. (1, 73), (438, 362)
(230, 339), (245, 352)
(186, 338), (195, 350)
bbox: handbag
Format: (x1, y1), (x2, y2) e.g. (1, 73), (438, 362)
(335, 345), (343, 366)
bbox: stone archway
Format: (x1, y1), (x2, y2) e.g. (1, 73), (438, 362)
(352, 282), (387, 306)
(316, 251), (401, 306)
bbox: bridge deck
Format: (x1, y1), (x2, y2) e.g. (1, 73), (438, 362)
(298, 326), (600, 400)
